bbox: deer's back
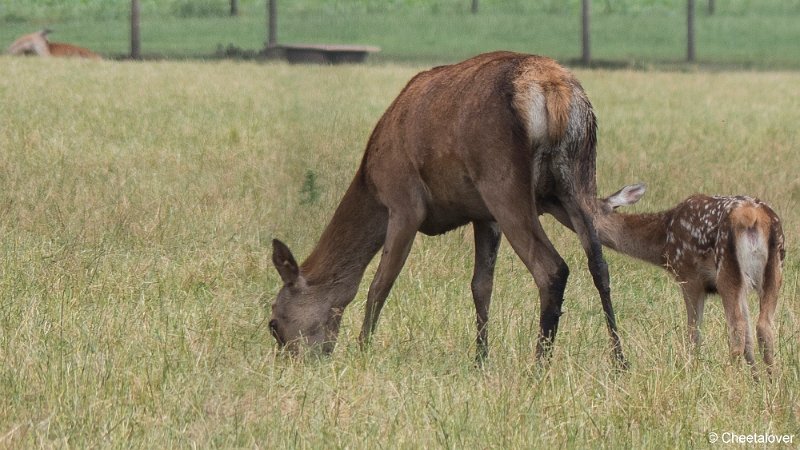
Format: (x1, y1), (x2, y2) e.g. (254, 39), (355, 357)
(664, 194), (784, 289)
(48, 42), (101, 59)
(359, 51), (596, 235)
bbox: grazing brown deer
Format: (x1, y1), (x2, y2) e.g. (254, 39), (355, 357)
(595, 183), (784, 375)
(7, 29), (101, 59)
(271, 51), (627, 366)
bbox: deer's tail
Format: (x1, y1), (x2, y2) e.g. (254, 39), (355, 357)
(730, 204), (771, 291)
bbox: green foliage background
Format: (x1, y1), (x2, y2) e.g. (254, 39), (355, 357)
(2, 0), (800, 22)
(0, 1), (798, 68)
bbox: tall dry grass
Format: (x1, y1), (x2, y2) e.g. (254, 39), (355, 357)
(0, 57), (798, 447)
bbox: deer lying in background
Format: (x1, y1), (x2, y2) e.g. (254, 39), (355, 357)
(595, 183), (784, 375)
(7, 29), (101, 59)
(270, 51), (628, 367)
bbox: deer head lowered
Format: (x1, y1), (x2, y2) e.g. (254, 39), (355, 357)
(595, 183), (785, 376)
(271, 51), (627, 366)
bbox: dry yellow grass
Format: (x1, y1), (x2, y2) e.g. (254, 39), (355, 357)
(0, 57), (798, 447)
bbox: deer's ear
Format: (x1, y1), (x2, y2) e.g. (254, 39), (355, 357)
(272, 239), (299, 285)
(605, 183), (646, 209)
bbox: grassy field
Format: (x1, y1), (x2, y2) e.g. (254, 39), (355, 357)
(2, 1), (800, 68)
(1, 56), (799, 447)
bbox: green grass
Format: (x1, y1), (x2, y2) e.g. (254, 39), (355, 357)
(2, 3), (800, 68)
(1, 57), (799, 447)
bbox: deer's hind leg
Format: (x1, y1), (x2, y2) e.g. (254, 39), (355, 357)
(475, 181), (570, 363)
(557, 194), (626, 369)
(757, 250), (782, 375)
(716, 262), (757, 374)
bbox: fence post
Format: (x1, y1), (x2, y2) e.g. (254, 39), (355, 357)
(267, 0), (277, 47)
(581, 0), (591, 65)
(131, 0), (140, 59)
(687, 0), (695, 62)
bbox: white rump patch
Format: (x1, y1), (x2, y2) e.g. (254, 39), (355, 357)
(518, 84), (548, 144)
(736, 228), (769, 291)
(7, 31), (51, 56)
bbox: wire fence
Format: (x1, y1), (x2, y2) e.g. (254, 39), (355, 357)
(3, 0), (800, 22)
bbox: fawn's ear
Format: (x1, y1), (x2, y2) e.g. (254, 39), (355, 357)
(272, 239), (299, 285)
(605, 183), (646, 209)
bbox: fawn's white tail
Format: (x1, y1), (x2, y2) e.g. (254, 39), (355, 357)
(730, 205), (770, 292)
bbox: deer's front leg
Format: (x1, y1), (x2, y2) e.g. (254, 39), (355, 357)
(680, 281), (707, 347)
(471, 220), (501, 364)
(358, 206), (424, 348)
